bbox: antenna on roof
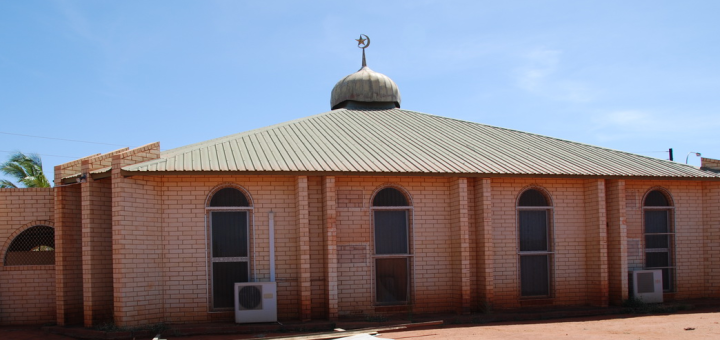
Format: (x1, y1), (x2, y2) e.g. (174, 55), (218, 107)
(356, 34), (370, 67)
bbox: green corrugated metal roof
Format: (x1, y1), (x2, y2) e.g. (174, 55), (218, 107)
(122, 108), (719, 178)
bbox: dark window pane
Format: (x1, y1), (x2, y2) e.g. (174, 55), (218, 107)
(376, 258), (408, 303)
(520, 255), (549, 296)
(373, 188), (408, 206)
(212, 212), (248, 257)
(661, 268), (672, 291)
(645, 235), (669, 249)
(210, 188), (249, 207)
(646, 251), (670, 268)
(374, 211), (408, 254)
(519, 211), (548, 251)
(212, 262), (248, 309)
(645, 210), (669, 233)
(518, 189), (548, 207)
(644, 190), (669, 207)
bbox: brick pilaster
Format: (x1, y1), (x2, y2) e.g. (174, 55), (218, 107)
(584, 179), (608, 306)
(606, 179), (628, 305)
(296, 176), (312, 321)
(450, 178), (471, 314)
(322, 176), (338, 320)
(54, 166), (84, 326)
(475, 178), (495, 310)
(81, 159), (114, 327)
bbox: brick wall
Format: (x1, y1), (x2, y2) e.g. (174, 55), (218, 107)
(703, 181), (720, 297)
(491, 178), (590, 309)
(625, 180), (707, 300)
(0, 188), (56, 325)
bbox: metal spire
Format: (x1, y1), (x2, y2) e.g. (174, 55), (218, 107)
(356, 34), (370, 67)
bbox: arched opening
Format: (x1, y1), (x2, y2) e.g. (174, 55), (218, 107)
(207, 186), (252, 310)
(4, 225), (55, 266)
(643, 189), (674, 291)
(372, 187), (412, 305)
(517, 188), (553, 297)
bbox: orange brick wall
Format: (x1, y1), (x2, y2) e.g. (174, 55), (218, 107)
(491, 178), (590, 309)
(703, 181), (720, 296)
(34, 167), (720, 327)
(0, 188), (56, 325)
(625, 180), (707, 299)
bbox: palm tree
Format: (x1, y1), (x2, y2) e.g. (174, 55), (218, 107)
(0, 152), (51, 188)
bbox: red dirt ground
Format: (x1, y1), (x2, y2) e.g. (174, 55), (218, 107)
(375, 311), (720, 340)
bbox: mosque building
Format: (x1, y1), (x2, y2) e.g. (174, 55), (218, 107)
(2, 36), (720, 327)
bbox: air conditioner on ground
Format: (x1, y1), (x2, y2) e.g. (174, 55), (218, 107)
(234, 282), (277, 323)
(629, 270), (663, 303)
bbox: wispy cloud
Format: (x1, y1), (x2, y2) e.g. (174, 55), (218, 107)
(514, 47), (596, 102)
(590, 109), (720, 142)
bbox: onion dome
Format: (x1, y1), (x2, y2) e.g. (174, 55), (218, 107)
(330, 35), (401, 110)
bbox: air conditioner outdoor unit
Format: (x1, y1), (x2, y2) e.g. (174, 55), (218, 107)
(234, 282), (277, 323)
(629, 270), (663, 303)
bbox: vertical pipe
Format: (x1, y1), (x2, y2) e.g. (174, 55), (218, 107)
(269, 210), (276, 282)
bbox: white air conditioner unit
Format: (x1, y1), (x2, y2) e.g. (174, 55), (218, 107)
(234, 282), (277, 323)
(629, 270), (663, 303)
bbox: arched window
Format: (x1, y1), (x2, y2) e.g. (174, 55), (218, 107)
(517, 188), (553, 297)
(372, 187), (412, 305)
(4, 225), (55, 266)
(206, 186), (252, 310)
(643, 189), (674, 291)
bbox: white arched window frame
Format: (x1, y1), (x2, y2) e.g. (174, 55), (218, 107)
(371, 186), (413, 305)
(516, 188), (554, 298)
(205, 185), (254, 311)
(642, 189), (675, 292)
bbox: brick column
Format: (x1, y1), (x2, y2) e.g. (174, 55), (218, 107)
(81, 160), (114, 327)
(450, 178), (471, 314)
(475, 178), (495, 310)
(584, 179), (608, 307)
(605, 179), (628, 305)
(54, 167), (84, 326)
(296, 176), (312, 321)
(322, 176), (338, 320)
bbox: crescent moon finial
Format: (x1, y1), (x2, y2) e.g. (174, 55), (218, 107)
(356, 34), (370, 67)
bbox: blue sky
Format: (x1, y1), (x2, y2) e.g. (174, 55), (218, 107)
(1, 1), (719, 184)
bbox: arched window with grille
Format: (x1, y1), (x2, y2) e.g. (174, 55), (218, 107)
(517, 188), (553, 297)
(643, 189), (674, 291)
(4, 225), (55, 266)
(372, 187), (412, 305)
(206, 186), (252, 310)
